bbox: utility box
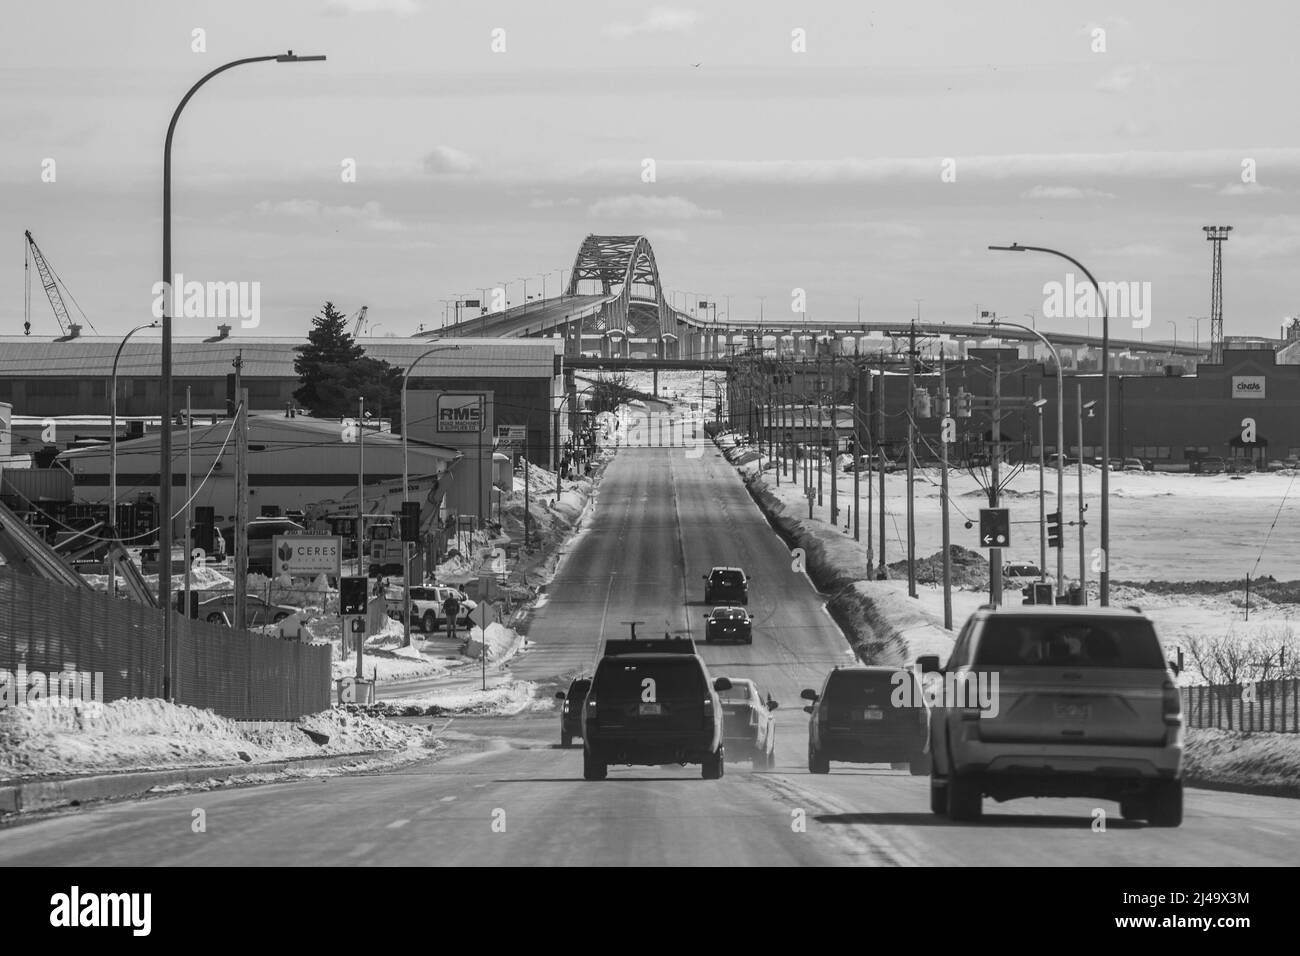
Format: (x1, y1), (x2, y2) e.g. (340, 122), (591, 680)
(1033, 583), (1054, 605)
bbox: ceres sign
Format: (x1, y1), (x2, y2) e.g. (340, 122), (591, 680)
(1231, 376), (1266, 399)
(273, 535), (342, 576)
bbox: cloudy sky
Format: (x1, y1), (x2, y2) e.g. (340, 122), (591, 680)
(3, 0), (1298, 342)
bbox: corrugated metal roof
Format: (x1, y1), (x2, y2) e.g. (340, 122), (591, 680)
(0, 336), (561, 379)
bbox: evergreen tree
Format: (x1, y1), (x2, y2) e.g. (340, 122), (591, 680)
(294, 302), (404, 426)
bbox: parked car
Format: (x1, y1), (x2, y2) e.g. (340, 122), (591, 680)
(199, 593), (297, 628)
(703, 566), (750, 605)
(386, 585), (475, 633)
(245, 516), (306, 575)
(924, 605), (1184, 825)
(1196, 456), (1226, 474)
(802, 665), (930, 775)
(554, 676), (591, 748)
(716, 677), (778, 768)
(1002, 562), (1054, 586)
(705, 605), (753, 643)
(1123, 458), (1146, 472)
(1224, 458), (1255, 474)
(581, 635), (730, 780)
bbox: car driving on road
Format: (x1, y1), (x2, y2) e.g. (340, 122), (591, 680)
(703, 566), (750, 605)
(555, 676), (591, 748)
(716, 677), (778, 768)
(925, 605), (1184, 825)
(803, 665), (929, 775)
(581, 636), (730, 780)
(705, 605), (752, 643)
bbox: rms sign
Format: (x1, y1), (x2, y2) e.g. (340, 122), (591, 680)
(1231, 376), (1266, 399)
(437, 394), (486, 432)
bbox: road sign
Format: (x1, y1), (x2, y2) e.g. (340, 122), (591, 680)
(340, 576), (369, 615)
(979, 508), (1010, 548)
(469, 602), (497, 630)
(274, 535), (342, 576)
(349, 617), (365, 633)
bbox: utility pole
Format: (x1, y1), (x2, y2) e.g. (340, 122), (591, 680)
(233, 353), (248, 633)
(1077, 381), (1088, 600)
(906, 319), (917, 598)
(184, 386), (192, 625)
(524, 434), (532, 550)
(1037, 385), (1047, 583)
(989, 353), (1004, 606)
(877, 362), (886, 574)
(852, 364), (861, 543)
(939, 354), (952, 628)
(830, 349), (838, 523)
(816, 353), (824, 507)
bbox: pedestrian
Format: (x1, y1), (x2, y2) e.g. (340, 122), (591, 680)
(443, 591), (461, 639)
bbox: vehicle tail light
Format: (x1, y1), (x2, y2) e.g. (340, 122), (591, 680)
(1162, 681), (1182, 726)
(585, 697), (598, 727)
(703, 697), (714, 727)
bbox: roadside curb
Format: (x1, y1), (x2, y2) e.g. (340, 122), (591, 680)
(0, 749), (399, 814)
(1184, 775), (1300, 801)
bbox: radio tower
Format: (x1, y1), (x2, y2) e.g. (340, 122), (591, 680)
(1204, 225), (1232, 363)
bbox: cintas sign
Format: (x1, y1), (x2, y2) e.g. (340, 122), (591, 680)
(1230, 376), (1266, 399)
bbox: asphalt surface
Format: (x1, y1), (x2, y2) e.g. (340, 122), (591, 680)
(1, 410), (1297, 865)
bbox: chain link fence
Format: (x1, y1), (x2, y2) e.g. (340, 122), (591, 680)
(0, 568), (331, 720)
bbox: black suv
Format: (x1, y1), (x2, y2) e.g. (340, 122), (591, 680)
(703, 567), (750, 605)
(554, 676), (591, 748)
(802, 665), (929, 775)
(581, 637), (730, 780)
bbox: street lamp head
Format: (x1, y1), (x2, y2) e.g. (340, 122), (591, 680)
(988, 244), (1025, 252)
(1032, 398), (1048, 409)
(276, 52), (327, 62)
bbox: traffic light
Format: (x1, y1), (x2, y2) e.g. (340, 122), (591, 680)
(1047, 511), (1062, 549)
(400, 501), (421, 542)
(340, 576), (369, 616)
(978, 508), (1010, 548)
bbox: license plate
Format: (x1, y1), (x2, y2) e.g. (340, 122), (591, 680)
(857, 708), (884, 720)
(639, 703), (662, 716)
(1054, 702), (1090, 720)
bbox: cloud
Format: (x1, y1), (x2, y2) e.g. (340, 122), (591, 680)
(1115, 117), (1154, 138)
(1218, 182), (1280, 196)
(1020, 185), (1116, 200)
(588, 194), (720, 220)
(422, 146), (479, 175)
(1107, 243), (1166, 258)
(1095, 63), (1150, 93)
(322, 0), (419, 14)
(605, 6), (698, 38)
(251, 198), (406, 231)
(839, 221), (924, 240)
(528, 196), (582, 209)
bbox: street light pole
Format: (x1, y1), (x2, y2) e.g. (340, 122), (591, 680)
(976, 318), (1065, 592)
(161, 51), (324, 698)
(109, 321), (158, 597)
(989, 242), (1111, 605)
(401, 342), (461, 646)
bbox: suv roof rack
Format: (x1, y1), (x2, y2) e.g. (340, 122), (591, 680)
(602, 637), (698, 657)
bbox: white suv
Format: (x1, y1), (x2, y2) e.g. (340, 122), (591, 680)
(388, 585), (475, 633)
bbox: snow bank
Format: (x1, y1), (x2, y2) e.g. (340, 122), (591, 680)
(463, 621), (519, 663)
(371, 680), (546, 717)
(0, 697), (426, 780)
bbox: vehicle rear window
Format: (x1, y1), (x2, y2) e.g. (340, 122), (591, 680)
(712, 607), (745, 619)
(595, 659), (706, 699)
(568, 679), (591, 699)
(716, 683), (753, 702)
(973, 617), (1166, 668)
(711, 571), (744, 586)
(824, 670), (900, 702)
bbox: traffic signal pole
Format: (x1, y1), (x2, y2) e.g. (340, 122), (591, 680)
(905, 322), (917, 598)
(940, 354), (952, 629)
(990, 354), (1003, 606)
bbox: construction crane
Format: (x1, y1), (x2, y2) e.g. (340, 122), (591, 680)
(351, 304), (369, 337)
(23, 230), (95, 337)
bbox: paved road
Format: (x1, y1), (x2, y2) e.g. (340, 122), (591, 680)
(1, 411), (1296, 865)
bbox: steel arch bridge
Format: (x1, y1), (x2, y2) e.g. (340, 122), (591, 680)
(565, 235), (670, 338)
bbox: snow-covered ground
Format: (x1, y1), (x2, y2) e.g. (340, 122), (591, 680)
(376, 679), (550, 717)
(0, 697), (429, 780)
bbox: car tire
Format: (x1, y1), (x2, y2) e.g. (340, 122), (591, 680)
(808, 744), (830, 775)
(946, 773), (983, 821)
(702, 747), (724, 780)
(421, 611), (437, 634)
(1119, 798), (1146, 820)
(582, 750), (607, 781)
(561, 734), (572, 749)
(929, 776), (948, 816)
(206, 612), (225, 625)
(908, 751), (932, 776)
(1146, 780), (1183, 827)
